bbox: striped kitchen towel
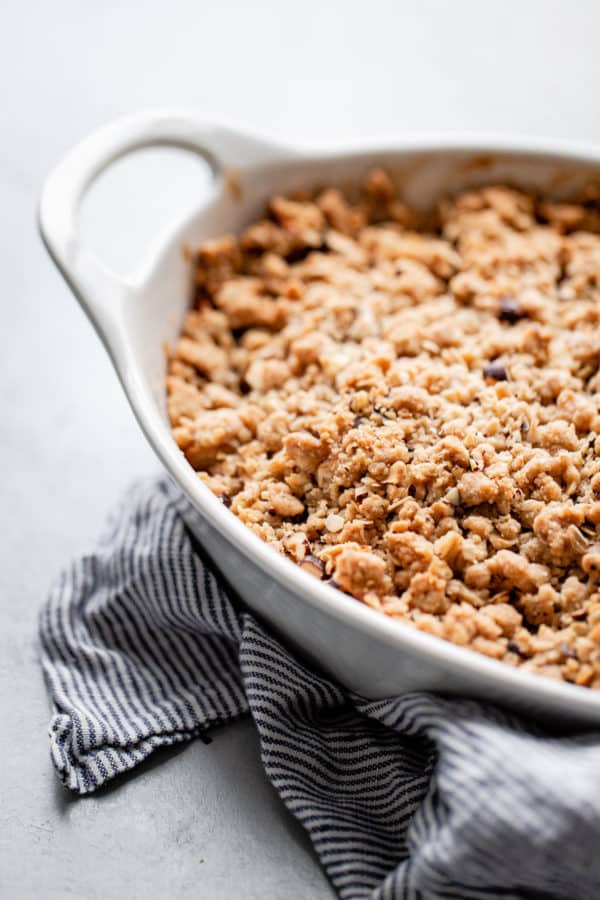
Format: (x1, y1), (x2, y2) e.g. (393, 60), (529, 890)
(39, 477), (600, 900)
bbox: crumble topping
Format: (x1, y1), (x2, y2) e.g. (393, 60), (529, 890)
(167, 170), (600, 689)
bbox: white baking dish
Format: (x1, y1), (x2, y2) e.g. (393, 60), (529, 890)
(39, 111), (600, 727)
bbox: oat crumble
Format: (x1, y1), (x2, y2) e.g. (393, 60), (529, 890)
(167, 169), (600, 689)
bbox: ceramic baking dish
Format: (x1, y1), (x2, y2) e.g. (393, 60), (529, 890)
(39, 111), (600, 727)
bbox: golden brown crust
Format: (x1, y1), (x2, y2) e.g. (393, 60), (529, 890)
(167, 170), (600, 689)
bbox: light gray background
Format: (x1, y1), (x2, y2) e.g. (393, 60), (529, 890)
(2, 1), (599, 897)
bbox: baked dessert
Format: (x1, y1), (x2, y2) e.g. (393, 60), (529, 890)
(167, 169), (600, 689)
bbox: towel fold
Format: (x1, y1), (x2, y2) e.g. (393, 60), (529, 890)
(40, 477), (600, 899)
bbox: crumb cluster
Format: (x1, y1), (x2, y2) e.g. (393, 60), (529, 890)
(167, 169), (600, 689)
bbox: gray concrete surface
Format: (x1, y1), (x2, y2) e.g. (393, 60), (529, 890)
(2, 1), (600, 897)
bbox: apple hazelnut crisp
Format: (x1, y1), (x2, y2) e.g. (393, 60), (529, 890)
(167, 169), (600, 689)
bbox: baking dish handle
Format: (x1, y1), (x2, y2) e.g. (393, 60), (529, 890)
(38, 111), (292, 344)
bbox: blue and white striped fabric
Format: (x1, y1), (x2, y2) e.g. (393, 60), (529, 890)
(40, 477), (600, 899)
